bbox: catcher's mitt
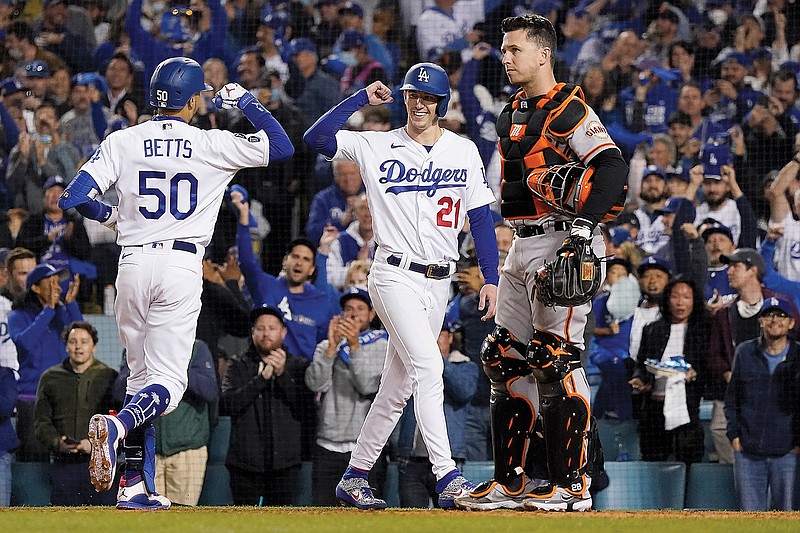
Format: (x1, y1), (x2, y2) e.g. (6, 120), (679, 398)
(534, 235), (601, 307)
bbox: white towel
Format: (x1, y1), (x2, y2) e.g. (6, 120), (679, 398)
(663, 374), (690, 430)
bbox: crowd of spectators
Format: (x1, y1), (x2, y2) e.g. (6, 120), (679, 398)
(0, 0), (799, 511)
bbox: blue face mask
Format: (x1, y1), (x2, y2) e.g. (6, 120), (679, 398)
(270, 87), (282, 102)
(38, 134), (53, 144)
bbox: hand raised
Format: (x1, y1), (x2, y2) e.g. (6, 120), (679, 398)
(365, 81), (394, 106)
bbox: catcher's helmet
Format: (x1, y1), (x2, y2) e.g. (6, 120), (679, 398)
(400, 62), (451, 117)
(149, 57), (213, 110)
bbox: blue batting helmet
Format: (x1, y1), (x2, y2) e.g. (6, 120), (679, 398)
(149, 57), (213, 109)
(400, 62), (451, 117)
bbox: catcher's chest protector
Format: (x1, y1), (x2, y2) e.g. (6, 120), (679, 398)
(497, 83), (587, 220)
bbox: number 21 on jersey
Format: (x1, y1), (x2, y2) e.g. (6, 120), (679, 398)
(437, 196), (461, 228)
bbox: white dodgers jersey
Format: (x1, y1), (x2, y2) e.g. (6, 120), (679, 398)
(333, 128), (495, 262)
(694, 199), (741, 247)
(79, 117), (270, 246)
(772, 213), (800, 281)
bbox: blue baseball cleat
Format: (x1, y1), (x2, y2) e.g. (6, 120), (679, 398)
(88, 414), (124, 492)
(336, 477), (388, 510)
(437, 470), (476, 509)
(116, 479), (171, 510)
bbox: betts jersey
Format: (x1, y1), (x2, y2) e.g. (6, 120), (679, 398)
(634, 207), (669, 254)
(497, 83), (621, 222)
(79, 116), (270, 246)
(333, 128), (495, 263)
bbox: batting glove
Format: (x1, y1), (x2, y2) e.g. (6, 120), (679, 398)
(101, 205), (119, 232)
(214, 82), (256, 110)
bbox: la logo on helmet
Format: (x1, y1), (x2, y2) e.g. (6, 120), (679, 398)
(417, 68), (429, 83)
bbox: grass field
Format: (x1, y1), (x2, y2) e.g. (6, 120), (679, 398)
(2, 508), (800, 533)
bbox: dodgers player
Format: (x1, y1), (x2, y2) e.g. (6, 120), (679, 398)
(456, 15), (628, 512)
(304, 62), (499, 509)
(57, 57), (294, 509)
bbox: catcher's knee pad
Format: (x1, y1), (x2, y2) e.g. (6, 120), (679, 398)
(489, 382), (536, 485)
(525, 329), (582, 383)
(481, 326), (531, 383)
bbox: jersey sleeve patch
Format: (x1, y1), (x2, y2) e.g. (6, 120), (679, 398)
(548, 99), (588, 137)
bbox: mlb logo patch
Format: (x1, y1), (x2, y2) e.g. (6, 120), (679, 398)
(162, 123), (173, 130)
(581, 261), (594, 281)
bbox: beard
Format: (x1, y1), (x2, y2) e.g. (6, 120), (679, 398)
(640, 188), (668, 205)
(704, 194), (726, 208)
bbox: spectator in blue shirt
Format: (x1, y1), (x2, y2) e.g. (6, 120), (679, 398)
(233, 192), (333, 360)
(305, 159), (364, 246)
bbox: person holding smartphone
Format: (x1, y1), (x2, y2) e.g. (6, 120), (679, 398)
(33, 321), (119, 505)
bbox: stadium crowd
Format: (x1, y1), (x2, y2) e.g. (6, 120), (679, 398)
(0, 0), (800, 511)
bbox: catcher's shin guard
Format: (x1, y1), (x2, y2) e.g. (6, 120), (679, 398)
(481, 327), (536, 486)
(526, 329), (590, 492)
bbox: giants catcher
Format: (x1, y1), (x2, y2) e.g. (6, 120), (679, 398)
(456, 14), (628, 512)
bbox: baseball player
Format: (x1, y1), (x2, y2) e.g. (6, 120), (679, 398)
(57, 57), (294, 509)
(304, 62), (499, 509)
(456, 14), (628, 512)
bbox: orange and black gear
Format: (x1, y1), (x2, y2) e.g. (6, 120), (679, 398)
(526, 329), (590, 491)
(480, 326), (536, 485)
(496, 83), (624, 222)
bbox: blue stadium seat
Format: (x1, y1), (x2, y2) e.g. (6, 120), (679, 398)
(685, 463), (737, 510)
(462, 462), (494, 484)
(384, 462), (400, 507)
(84, 314), (125, 368)
(593, 461), (686, 510)
(197, 464), (233, 506)
(11, 461), (51, 506)
(294, 462), (313, 506)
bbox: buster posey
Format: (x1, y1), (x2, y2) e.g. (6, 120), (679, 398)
(304, 62), (499, 509)
(456, 14), (628, 512)
(58, 57), (294, 509)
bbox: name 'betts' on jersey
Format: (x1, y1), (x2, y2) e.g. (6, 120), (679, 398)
(332, 127), (495, 263)
(78, 118), (270, 246)
(497, 83), (619, 223)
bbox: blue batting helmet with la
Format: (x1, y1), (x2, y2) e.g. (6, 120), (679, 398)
(400, 62), (451, 117)
(149, 57), (213, 109)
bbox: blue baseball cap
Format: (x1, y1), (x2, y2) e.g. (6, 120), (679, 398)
(723, 51), (752, 68)
(340, 285), (372, 309)
(701, 143), (732, 180)
(43, 175), (66, 191)
(249, 304), (285, 326)
(609, 227), (632, 246)
(657, 196), (695, 221)
(637, 256), (672, 277)
(24, 60), (50, 78)
(227, 184), (258, 228)
(26, 263), (69, 290)
(666, 162), (690, 182)
(340, 29), (365, 51)
(700, 220), (734, 242)
(290, 38), (317, 56)
(338, 1), (364, 18)
(0, 77), (26, 97)
(760, 296), (793, 318)
(72, 72), (108, 93)
(642, 164), (667, 180)
(651, 67), (682, 83)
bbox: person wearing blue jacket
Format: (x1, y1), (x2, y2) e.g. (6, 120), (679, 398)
(8, 263), (82, 461)
(125, 0), (228, 94)
(232, 191), (333, 360)
(396, 320), (479, 508)
(0, 365), (18, 507)
(760, 227), (800, 313)
(724, 296), (800, 511)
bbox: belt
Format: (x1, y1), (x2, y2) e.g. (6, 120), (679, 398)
(515, 220), (571, 238)
(131, 240), (197, 254)
(387, 255), (451, 280)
